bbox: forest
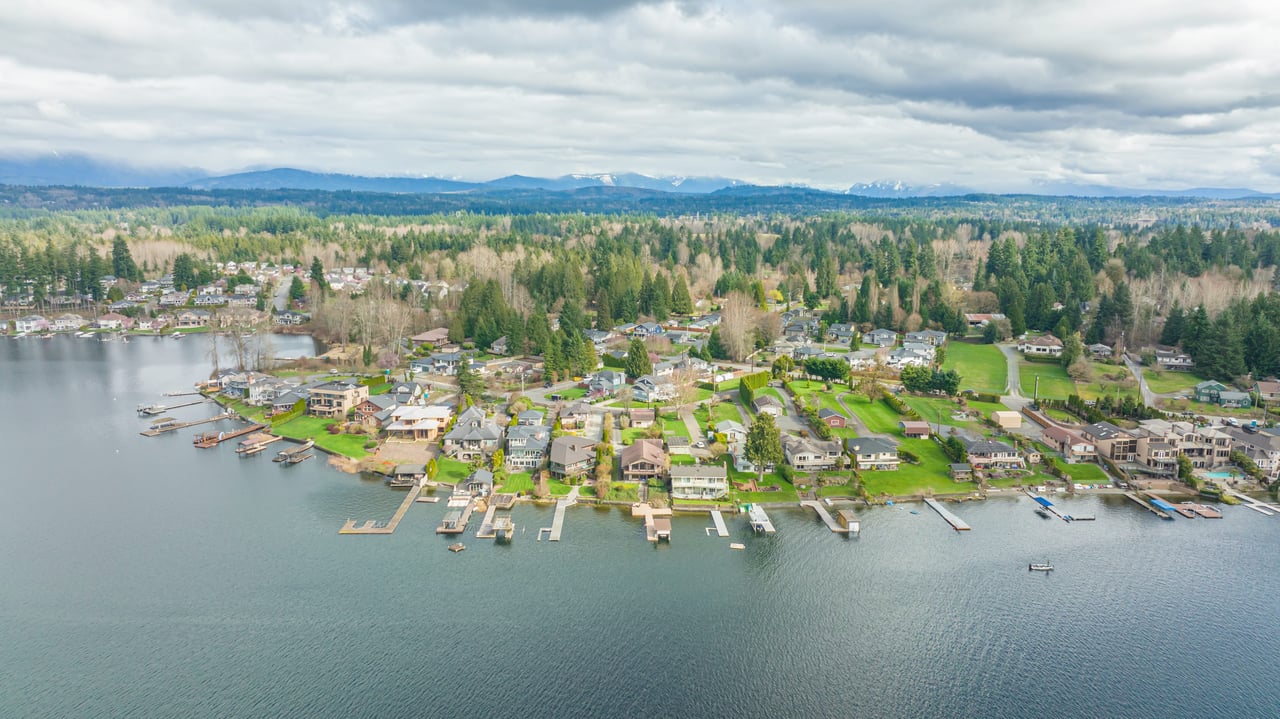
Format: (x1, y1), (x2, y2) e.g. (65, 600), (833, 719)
(2, 194), (1280, 385)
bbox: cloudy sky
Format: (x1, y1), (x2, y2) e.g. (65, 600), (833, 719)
(3, 0), (1279, 190)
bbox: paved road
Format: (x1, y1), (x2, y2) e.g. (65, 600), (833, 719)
(996, 343), (1023, 399)
(272, 276), (291, 312)
(1122, 354), (1157, 408)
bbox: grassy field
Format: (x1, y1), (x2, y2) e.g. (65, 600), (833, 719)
(1074, 362), (1136, 401)
(1018, 359), (1076, 400)
(1142, 369), (1207, 395)
(273, 415), (372, 458)
(943, 342), (1008, 395)
(498, 471), (534, 494)
(1060, 463), (1108, 482)
(857, 438), (963, 497)
(694, 401), (745, 432)
(846, 395), (906, 434)
(435, 457), (472, 484)
(669, 454), (697, 465)
(554, 387), (587, 400)
(787, 380), (851, 417)
(661, 413), (691, 439)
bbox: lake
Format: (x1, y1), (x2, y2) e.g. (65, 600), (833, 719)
(1, 336), (1277, 718)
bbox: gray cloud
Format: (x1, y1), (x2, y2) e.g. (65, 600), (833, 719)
(0, 0), (1277, 191)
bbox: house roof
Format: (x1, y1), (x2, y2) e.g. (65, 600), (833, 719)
(964, 439), (1017, 455)
(782, 435), (842, 456)
(669, 464), (727, 480)
(1255, 380), (1280, 394)
(549, 436), (595, 465)
(1022, 334), (1063, 347)
(360, 395), (400, 411)
(394, 463), (426, 475)
(466, 469), (494, 486)
(846, 437), (898, 455)
(716, 419), (745, 434)
(753, 395), (783, 409)
(630, 408), (656, 421)
(817, 408), (844, 420)
(620, 438), (666, 468)
(899, 420), (930, 433)
(1082, 421), (1129, 441)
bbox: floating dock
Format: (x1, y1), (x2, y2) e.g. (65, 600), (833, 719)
(1124, 491), (1172, 519)
(236, 433), (281, 455)
(475, 502), (499, 538)
(139, 412), (234, 436)
(285, 453), (313, 465)
(799, 500), (855, 534)
(1025, 490), (1072, 522)
(1181, 502), (1222, 519)
(542, 487), (580, 541)
(436, 499), (478, 535)
(138, 398), (207, 415)
(194, 423), (267, 448)
(923, 498), (971, 531)
(745, 504), (776, 534)
(632, 504), (673, 542)
(708, 510), (729, 537)
(1223, 488), (1279, 516)
(340, 487), (421, 535)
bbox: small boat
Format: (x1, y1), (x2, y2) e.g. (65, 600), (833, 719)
(448, 543), (466, 553)
(909, 510), (920, 515)
(1034, 507), (1051, 518)
(1029, 562), (1054, 572)
(729, 543), (746, 550)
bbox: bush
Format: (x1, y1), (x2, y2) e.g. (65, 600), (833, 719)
(882, 393), (920, 418)
(898, 449), (920, 464)
(363, 440), (378, 449)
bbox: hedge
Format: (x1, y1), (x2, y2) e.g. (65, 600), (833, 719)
(738, 370), (771, 405)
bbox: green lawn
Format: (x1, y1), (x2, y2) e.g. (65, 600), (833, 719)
(435, 457), (472, 484)
(226, 399), (270, 424)
(368, 382), (393, 395)
(1018, 359), (1076, 400)
(556, 387), (587, 400)
(726, 462), (799, 503)
(788, 380), (851, 417)
(661, 413), (691, 439)
(859, 438), (963, 497)
(669, 454), (697, 465)
(943, 342), (1008, 395)
(1142, 369), (1207, 395)
(1061, 463), (1108, 482)
(846, 396), (906, 434)
(547, 479), (576, 496)
(273, 415), (372, 458)
(498, 471), (534, 494)
(600, 483), (640, 502)
(1075, 362), (1137, 401)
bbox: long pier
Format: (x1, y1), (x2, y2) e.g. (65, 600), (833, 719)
(745, 504), (776, 533)
(543, 487), (580, 541)
(165, 391), (205, 397)
(139, 412), (234, 436)
(923, 498), (971, 531)
(1024, 489), (1073, 522)
(799, 500), (854, 534)
(194, 423), (267, 448)
(708, 510), (729, 537)
(632, 504), (673, 542)
(340, 487), (421, 535)
(139, 399), (207, 415)
(475, 502), (499, 538)
(1124, 491), (1172, 519)
(1223, 488), (1279, 516)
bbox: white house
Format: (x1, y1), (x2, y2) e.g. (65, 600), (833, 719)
(1018, 334), (1064, 357)
(669, 465), (729, 500)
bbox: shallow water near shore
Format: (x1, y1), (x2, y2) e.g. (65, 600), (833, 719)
(2, 336), (1278, 718)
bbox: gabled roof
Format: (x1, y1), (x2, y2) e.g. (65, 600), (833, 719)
(669, 464), (727, 480)
(716, 419), (746, 435)
(1082, 421), (1129, 440)
(963, 439), (1018, 455)
(846, 437), (898, 455)
(549, 436), (595, 465)
(620, 438), (665, 468)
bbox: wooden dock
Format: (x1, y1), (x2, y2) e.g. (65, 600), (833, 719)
(745, 504), (776, 534)
(194, 423), (266, 448)
(139, 412), (234, 436)
(923, 498), (971, 531)
(1224, 488), (1279, 516)
(165, 391), (205, 397)
(632, 504), (673, 542)
(1181, 502), (1223, 519)
(436, 499), (478, 535)
(273, 439), (314, 463)
(708, 510), (729, 537)
(340, 486), (421, 535)
(475, 502), (499, 538)
(542, 487), (580, 541)
(800, 500), (855, 534)
(236, 433), (281, 455)
(139, 398), (207, 415)
(1124, 491), (1172, 519)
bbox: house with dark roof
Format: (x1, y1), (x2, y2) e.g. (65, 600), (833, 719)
(752, 395), (784, 417)
(1080, 421), (1137, 462)
(1253, 380), (1280, 403)
(781, 435), (843, 471)
(846, 437), (899, 471)
(1087, 343), (1113, 359)
(442, 406), (502, 460)
(548, 436), (596, 478)
(1042, 424), (1097, 463)
(382, 405), (453, 441)
(619, 438), (666, 483)
(505, 424), (551, 470)
(817, 408), (847, 428)
(863, 328), (898, 347)
(465, 469), (495, 497)
(963, 439), (1025, 470)
(904, 329), (948, 346)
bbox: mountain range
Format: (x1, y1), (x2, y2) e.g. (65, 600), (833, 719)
(1, 153), (1276, 200)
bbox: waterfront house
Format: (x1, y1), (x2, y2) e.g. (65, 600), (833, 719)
(14, 315), (48, 333)
(632, 374), (678, 403)
(715, 420), (747, 455)
(52, 314), (88, 331)
(221, 371), (271, 399)
(904, 329), (948, 346)
(1131, 419), (1231, 469)
(1080, 421), (1137, 462)
(1017, 334), (1064, 357)
(248, 376), (298, 406)
(275, 310), (307, 326)
(383, 405), (453, 441)
(963, 439), (1026, 470)
(176, 310), (211, 327)
(307, 381), (369, 419)
(619, 438), (667, 483)
(1225, 427), (1280, 481)
(863, 328), (898, 347)
(669, 464), (729, 500)
(442, 406), (503, 460)
(1154, 348), (1195, 371)
(899, 420), (931, 439)
(846, 437), (900, 471)
(548, 436), (596, 478)
(782, 435), (843, 471)
(1193, 380), (1249, 407)
(1134, 437), (1178, 475)
(391, 464), (426, 485)
(353, 395), (399, 427)
(1042, 424), (1097, 463)
(817, 408), (848, 429)
(752, 395), (784, 417)
(950, 463), (974, 481)
(465, 469), (494, 497)
(505, 423), (551, 470)
(270, 391), (303, 416)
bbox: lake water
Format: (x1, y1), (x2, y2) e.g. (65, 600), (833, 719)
(2, 336), (1278, 718)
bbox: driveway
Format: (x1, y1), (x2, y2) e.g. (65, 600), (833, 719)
(1123, 354), (1156, 408)
(996, 343), (1023, 399)
(834, 391), (894, 440)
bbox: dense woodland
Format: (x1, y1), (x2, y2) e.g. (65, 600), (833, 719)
(3, 196), (1280, 384)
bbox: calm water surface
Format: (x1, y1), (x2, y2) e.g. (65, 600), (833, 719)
(2, 336), (1277, 718)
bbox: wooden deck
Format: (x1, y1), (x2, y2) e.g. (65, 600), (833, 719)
(193, 423), (267, 448)
(745, 504), (776, 534)
(632, 504), (674, 542)
(923, 498), (971, 531)
(139, 412), (234, 436)
(709, 510), (729, 537)
(436, 499), (478, 535)
(1181, 502), (1223, 519)
(339, 487), (421, 535)
(543, 487), (580, 541)
(800, 500), (854, 534)
(139, 398), (208, 415)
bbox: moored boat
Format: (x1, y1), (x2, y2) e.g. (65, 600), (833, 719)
(1029, 562), (1054, 572)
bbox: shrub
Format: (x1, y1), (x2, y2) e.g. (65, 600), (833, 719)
(363, 440), (378, 449)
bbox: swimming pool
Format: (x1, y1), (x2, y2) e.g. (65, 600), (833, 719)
(1203, 471), (1237, 479)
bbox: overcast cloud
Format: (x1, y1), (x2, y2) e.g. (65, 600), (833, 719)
(2, 0), (1279, 190)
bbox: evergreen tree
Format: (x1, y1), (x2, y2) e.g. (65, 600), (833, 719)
(456, 357), (484, 406)
(624, 337), (652, 379)
(671, 274), (694, 315)
(744, 413), (783, 483)
(651, 273), (670, 321)
(595, 291), (613, 330)
(309, 257), (327, 290)
(1060, 331), (1085, 368)
(1160, 302), (1184, 346)
(288, 276), (306, 301)
(111, 237), (141, 281)
(707, 327), (729, 360)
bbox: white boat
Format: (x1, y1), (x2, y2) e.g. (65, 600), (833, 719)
(1029, 562), (1054, 572)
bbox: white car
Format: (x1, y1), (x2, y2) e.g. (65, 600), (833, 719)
(1224, 417), (1241, 427)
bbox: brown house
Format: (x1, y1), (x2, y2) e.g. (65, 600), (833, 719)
(899, 420), (931, 438)
(817, 408), (847, 428)
(308, 381), (369, 419)
(619, 438), (667, 483)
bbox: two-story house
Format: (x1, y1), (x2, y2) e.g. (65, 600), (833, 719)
(669, 465), (729, 500)
(548, 436), (596, 478)
(715, 420), (747, 455)
(307, 381), (369, 419)
(1226, 427), (1280, 481)
(1154, 348), (1195, 371)
(442, 406), (502, 461)
(505, 424), (551, 470)
(1080, 421), (1137, 462)
(846, 437), (900, 471)
(632, 375), (677, 403)
(619, 439), (666, 483)
(1042, 424), (1097, 463)
(904, 329), (948, 346)
(383, 405), (453, 441)
(963, 439), (1026, 470)
(862, 328), (898, 347)
(781, 435), (843, 471)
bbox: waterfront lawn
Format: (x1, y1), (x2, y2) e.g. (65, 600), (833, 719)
(943, 343), (1008, 396)
(498, 471), (534, 494)
(600, 483), (640, 502)
(547, 479), (575, 496)
(1017, 359), (1076, 400)
(726, 465), (799, 504)
(1143, 369), (1207, 395)
(846, 395), (905, 434)
(273, 415), (371, 458)
(817, 483), (858, 498)
(1061, 462), (1108, 483)
(227, 399), (270, 424)
(435, 457), (472, 485)
(859, 438), (957, 496)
